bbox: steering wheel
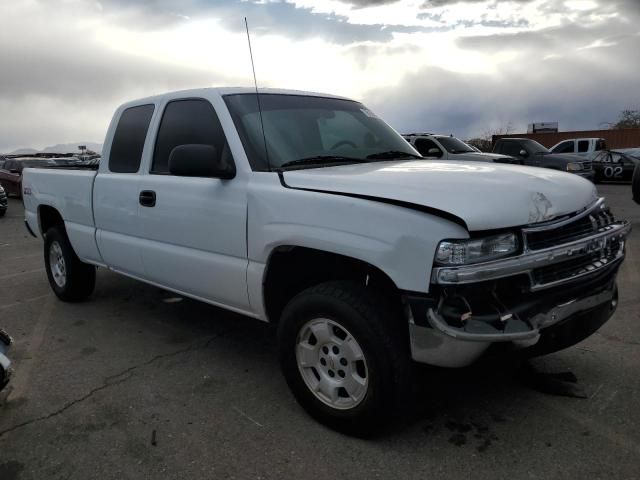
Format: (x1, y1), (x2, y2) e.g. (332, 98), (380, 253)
(330, 140), (357, 150)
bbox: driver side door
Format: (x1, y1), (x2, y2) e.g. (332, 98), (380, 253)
(137, 98), (250, 312)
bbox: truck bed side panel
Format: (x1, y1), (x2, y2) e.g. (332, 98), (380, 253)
(22, 168), (102, 264)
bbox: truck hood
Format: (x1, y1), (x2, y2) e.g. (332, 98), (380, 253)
(540, 152), (588, 164)
(282, 160), (598, 231)
(448, 152), (517, 163)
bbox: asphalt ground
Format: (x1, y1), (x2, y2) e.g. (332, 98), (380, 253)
(0, 184), (638, 480)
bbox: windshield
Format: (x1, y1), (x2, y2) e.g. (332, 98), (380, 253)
(436, 136), (475, 154)
(224, 94), (419, 170)
(522, 139), (550, 154)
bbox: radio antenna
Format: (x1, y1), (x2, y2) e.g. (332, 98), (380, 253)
(244, 17), (270, 171)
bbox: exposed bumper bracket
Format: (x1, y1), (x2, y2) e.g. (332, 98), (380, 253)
(426, 286), (616, 342)
(407, 281), (618, 368)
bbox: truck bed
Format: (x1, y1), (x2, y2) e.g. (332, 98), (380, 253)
(22, 168), (101, 263)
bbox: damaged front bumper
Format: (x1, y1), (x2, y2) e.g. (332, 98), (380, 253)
(0, 329), (13, 391)
(407, 205), (631, 368)
(407, 278), (619, 367)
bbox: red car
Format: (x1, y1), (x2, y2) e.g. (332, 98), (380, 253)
(0, 157), (55, 198)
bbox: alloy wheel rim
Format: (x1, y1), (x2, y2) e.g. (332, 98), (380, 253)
(296, 318), (369, 410)
(49, 241), (66, 288)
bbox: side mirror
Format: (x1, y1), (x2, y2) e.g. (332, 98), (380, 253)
(169, 144), (235, 179)
(519, 149), (528, 157)
(427, 148), (442, 157)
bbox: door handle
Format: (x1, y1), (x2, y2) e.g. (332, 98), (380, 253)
(139, 190), (156, 207)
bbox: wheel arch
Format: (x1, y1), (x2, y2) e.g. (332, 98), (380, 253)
(262, 245), (403, 325)
(38, 204), (65, 236)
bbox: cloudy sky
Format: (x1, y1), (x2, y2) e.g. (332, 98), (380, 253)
(0, 0), (638, 153)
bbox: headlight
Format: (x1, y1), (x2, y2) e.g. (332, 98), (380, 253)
(435, 233), (519, 265)
(567, 162), (583, 171)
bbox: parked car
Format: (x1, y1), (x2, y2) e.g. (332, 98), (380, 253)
(550, 137), (607, 159)
(49, 156), (82, 167)
(0, 329), (12, 392)
(633, 162), (640, 204)
(592, 150), (639, 183)
(0, 184), (7, 217)
(0, 157), (56, 197)
(493, 138), (595, 180)
(404, 133), (520, 164)
(618, 147), (640, 158)
(23, 88), (630, 435)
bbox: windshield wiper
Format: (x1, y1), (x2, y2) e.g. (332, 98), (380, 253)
(278, 155), (367, 170)
(366, 150), (422, 160)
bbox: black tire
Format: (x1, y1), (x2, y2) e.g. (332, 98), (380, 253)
(277, 281), (410, 436)
(44, 226), (96, 302)
(0, 209), (5, 217)
(632, 162), (640, 205)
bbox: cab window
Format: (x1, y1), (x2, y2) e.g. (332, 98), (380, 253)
(414, 138), (442, 157)
(501, 142), (523, 157)
(553, 141), (574, 154)
(109, 104), (155, 173)
(577, 140), (590, 153)
(152, 99), (232, 175)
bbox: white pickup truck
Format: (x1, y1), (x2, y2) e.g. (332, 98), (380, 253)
(550, 137), (607, 158)
(23, 88), (630, 435)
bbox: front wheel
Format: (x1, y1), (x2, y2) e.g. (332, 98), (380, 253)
(44, 226), (96, 302)
(277, 281), (410, 436)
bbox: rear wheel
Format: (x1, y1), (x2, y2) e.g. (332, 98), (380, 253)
(277, 281), (410, 436)
(44, 226), (96, 302)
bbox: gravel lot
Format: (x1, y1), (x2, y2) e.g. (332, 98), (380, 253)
(0, 184), (638, 480)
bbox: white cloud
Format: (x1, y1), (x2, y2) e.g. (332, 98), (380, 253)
(0, 0), (638, 152)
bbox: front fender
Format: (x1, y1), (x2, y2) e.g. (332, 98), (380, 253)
(248, 184), (468, 293)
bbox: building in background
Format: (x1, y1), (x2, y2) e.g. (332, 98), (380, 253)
(493, 128), (640, 150)
(527, 122), (559, 133)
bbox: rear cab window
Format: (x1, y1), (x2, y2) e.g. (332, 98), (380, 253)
(577, 140), (590, 153)
(109, 104), (155, 173)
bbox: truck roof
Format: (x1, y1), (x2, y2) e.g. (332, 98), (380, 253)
(558, 137), (605, 142)
(403, 133), (458, 139)
(120, 87), (353, 109)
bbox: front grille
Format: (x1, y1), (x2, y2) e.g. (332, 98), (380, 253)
(581, 162), (592, 171)
(532, 238), (622, 286)
(525, 207), (615, 250)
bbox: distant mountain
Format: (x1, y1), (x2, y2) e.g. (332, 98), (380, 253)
(41, 142), (103, 154)
(7, 142), (102, 155)
(8, 147), (39, 155)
